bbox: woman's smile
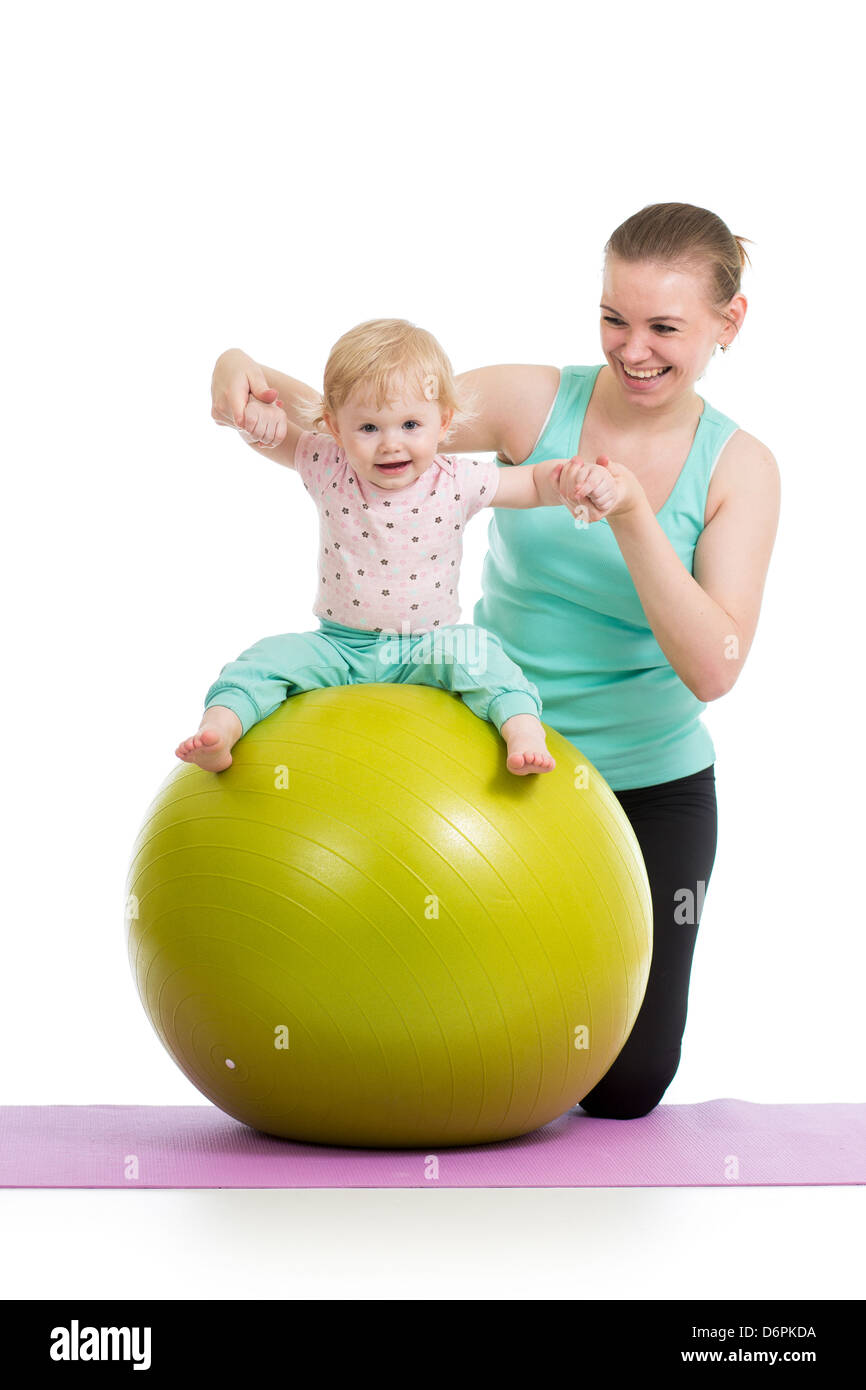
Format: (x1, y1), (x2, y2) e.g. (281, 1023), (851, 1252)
(615, 357), (674, 391)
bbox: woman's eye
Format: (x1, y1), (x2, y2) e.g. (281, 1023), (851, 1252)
(604, 315), (675, 334)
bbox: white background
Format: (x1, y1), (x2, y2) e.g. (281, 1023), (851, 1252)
(2, 0), (863, 1303)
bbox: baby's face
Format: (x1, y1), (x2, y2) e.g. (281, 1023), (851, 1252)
(327, 384), (453, 492)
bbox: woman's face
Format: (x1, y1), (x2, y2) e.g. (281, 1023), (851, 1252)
(600, 254), (742, 405)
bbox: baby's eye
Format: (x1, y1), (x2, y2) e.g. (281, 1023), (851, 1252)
(403, 420), (421, 430)
(359, 423), (377, 433)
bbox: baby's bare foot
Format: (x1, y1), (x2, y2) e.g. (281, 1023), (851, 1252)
(176, 708), (243, 772)
(500, 713), (556, 776)
(175, 726), (235, 772)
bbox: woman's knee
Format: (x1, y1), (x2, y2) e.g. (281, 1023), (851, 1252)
(578, 1091), (662, 1120)
(577, 1049), (683, 1119)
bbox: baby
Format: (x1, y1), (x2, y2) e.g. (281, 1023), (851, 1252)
(176, 319), (614, 775)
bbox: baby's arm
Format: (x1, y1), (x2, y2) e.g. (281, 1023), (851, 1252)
(491, 455), (617, 518)
(490, 457), (569, 508)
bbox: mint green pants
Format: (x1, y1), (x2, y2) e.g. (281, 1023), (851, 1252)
(204, 617), (542, 737)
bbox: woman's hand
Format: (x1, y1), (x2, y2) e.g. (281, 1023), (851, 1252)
(557, 454), (645, 524)
(211, 349), (285, 432)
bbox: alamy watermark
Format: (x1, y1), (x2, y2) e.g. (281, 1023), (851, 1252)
(375, 622), (488, 671)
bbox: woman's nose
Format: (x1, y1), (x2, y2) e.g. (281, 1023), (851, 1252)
(620, 336), (653, 363)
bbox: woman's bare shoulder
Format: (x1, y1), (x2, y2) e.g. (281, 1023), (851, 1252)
(722, 427), (777, 463)
(706, 427), (780, 522)
(452, 364), (561, 461)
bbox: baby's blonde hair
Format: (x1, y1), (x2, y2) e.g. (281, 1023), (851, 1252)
(296, 318), (479, 446)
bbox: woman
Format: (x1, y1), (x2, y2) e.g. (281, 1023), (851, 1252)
(210, 203), (781, 1119)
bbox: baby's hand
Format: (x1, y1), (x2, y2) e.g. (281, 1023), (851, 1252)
(558, 455), (618, 524)
(238, 396), (289, 449)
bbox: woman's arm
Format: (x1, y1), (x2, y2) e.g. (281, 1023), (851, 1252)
(605, 431), (781, 703)
(450, 364), (561, 458)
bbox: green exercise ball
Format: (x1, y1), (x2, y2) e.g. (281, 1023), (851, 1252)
(125, 684), (651, 1149)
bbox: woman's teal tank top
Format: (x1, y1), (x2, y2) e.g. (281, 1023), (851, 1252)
(473, 364), (740, 791)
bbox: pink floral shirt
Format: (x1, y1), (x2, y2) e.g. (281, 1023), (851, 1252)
(294, 430), (500, 632)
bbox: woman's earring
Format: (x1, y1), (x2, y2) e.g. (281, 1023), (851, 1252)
(720, 341), (729, 353)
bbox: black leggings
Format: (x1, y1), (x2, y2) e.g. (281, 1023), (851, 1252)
(578, 764), (718, 1120)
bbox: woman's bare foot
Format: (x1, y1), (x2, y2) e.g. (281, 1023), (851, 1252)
(500, 712), (556, 775)
(175, 706), (243, 772)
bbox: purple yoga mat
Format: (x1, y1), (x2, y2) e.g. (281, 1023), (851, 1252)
(1, 1100), (864, 1187)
